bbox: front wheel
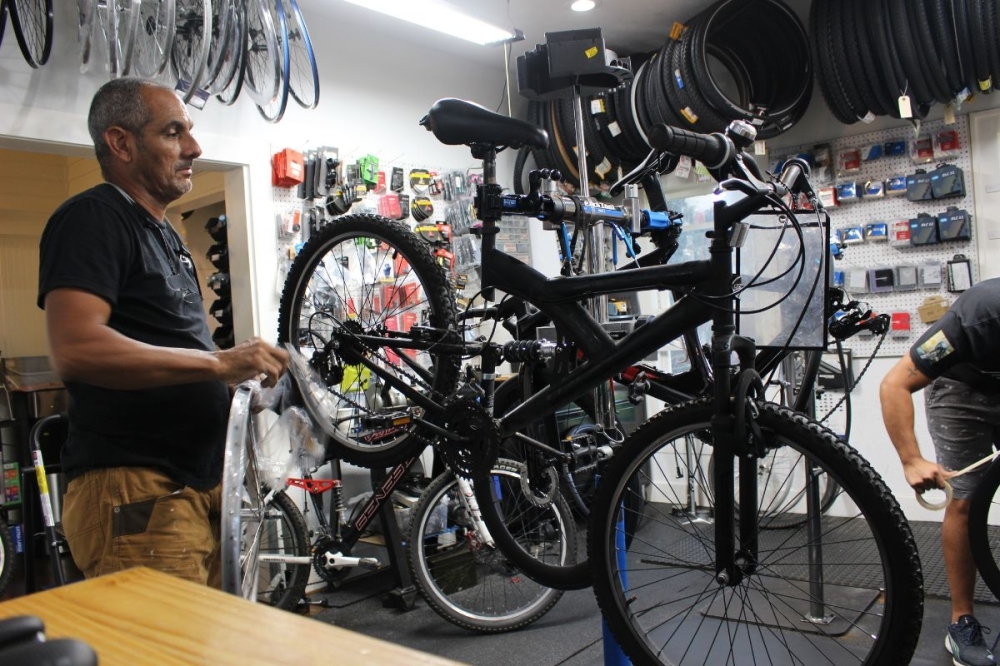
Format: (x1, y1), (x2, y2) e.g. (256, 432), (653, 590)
(407, 460), (566, 632)
(589, 400), (923, 666)
(968, 457), (1000, 601)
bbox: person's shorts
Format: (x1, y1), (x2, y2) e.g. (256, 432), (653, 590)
(925, 377), (1000, 500)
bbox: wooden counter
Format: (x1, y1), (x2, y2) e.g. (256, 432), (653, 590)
(0, 567), (466, 665)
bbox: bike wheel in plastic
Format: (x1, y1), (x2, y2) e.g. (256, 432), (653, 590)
(276, 214), (461, 468)
(220, 384), (310, 611)
(8, 0), (52, 68)
(590, 400), (923, 666)
(407, 460), (566, 632)
(133, 0), (175, 78)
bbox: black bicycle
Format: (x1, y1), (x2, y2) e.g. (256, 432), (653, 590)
(276, 98), (923, 664)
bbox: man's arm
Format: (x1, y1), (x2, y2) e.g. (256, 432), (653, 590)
(879, 353), (946, 491)
(45, 287), (288, 390)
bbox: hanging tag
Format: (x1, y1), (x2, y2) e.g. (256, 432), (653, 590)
(753, 140), (766, 156)
(670, 22), (686, 40)
(898, 95), (912, 119)
(674, 155), (692, 179)
(590, 98), (605, 115)
(860, 111), (876, 124)
(944, 102), (956, 125)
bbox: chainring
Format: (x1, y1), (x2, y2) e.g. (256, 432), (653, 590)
(437, 396), (500, 480)
(311, 535), (352, 584)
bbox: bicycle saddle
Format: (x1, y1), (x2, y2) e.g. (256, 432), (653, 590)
(420, 98), (549, 150)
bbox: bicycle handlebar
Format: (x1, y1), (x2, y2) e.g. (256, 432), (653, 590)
(647, 124), (736, 170)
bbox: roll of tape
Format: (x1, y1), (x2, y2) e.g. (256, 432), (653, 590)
(915, 481), (953, 511)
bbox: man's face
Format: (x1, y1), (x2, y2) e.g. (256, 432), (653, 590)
(133, 87), (202, 205)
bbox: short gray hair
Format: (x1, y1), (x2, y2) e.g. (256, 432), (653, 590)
(87, 78), (172, 171)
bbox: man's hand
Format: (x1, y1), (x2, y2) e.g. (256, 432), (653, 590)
(903, 457), (949, 493)
(216, 338), (289, 388)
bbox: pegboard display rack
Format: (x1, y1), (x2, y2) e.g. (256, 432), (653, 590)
(771, 115), (978, 358)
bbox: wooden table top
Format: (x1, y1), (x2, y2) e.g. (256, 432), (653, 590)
(0, 567), (467, 666)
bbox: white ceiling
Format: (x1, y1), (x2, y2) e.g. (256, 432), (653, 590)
(299, 0), (748, 69)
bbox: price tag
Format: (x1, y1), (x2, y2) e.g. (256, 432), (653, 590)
(898, 95), (912, 119)
(944, 102), (956, 125)
(754, 140), (766, 156)
(674, 155), (692, 179)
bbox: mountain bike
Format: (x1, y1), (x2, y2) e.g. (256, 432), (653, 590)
(271, 95), (923, 663)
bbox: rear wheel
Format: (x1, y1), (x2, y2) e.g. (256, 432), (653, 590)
(590, 400), (923, 666)
(968, 458), (1000, 602)
(408, 461), (566, 632)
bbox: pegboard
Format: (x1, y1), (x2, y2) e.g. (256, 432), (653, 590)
(771, 114), (978, 358)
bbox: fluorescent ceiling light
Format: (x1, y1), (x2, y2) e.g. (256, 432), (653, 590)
(571, 0), (596, 11)
(343, 0), (518, 45)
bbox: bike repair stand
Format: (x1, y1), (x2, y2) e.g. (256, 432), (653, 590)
(519, 28), (632, 666)
(371, 466), (419, 611)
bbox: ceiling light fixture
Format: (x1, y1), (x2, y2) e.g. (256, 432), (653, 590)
(571, 0), (596, 11)
(342, 0), (519, 46)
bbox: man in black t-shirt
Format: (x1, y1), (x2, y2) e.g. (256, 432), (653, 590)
(37, 78), (289, 587)
(881, 277), (1000, 666)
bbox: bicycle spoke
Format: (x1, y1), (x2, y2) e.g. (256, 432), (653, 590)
(285, 0), (318, 109)
(9, 0), (53, 68)
(133, 0), (174, 77)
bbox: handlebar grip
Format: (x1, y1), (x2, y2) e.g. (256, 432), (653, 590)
(647, 124), (734, 170)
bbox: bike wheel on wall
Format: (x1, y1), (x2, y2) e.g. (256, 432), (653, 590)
(171, 0), (211, 103)
(253, 0), (288, 123)
(205, 0), (243, 94)
(407, 460), (567, 632)
(109, 0), (141, 77)
(0, 0), (8, 51)
(220, 384), (311, 611)
(242, 0), (279, 107)
(133, 0), (175, 78)
(284, 0), (318, 109)
(8, 0), (53, 68)
(200, 0), (234, 91)
(276, 214), (461, 468)
(589, 400), (923, 666)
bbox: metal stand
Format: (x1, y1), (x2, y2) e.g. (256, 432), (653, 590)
(671, 436), (713, 525)
(370, 467), (418, 611)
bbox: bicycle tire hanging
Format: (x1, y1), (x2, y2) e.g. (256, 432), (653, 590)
(810, 0), (1000, 124)
(515, 0), (812, 192)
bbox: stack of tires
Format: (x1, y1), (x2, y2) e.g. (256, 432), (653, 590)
(514, 0), (812, 192)
(811, 0), (998, 123)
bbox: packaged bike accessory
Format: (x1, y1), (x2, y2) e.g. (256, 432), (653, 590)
(883, 140), (907, 156)
(868, 267), (895, 293)
(885, 175), (908, 197)
(836, 181), (861, 203)
(410, 169), (433, 194)
(818, 186), (838, 208)
(935, 129), (960, 157)
(390, 166), (404, 192)
(838, 148), (862, 174)
(905, 170), (933, 201)
(909, 213), (939, 245)
(865, 222), (888, 241)
(937, 206), (972, 241)
(397, 194), (410, 220)
(864, 180), (885, 198)
(847, 268), (868, 293)
(889, 220), (911, 246)
(894, 264), (919, 290)
(374, 171), (386, 194)
(411, 196), (434, 222)
(947, 254), (972, 292)
(929, 164), (966, 199)
(910, 137), (934, 163)
(378, 194), (401, 219)
(842, 226), (865, 245)
(890, 312), (911, 337)
(920, 262), (943, 288)
(918, 295), (950, 323)
(861, 143), (883, 161)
